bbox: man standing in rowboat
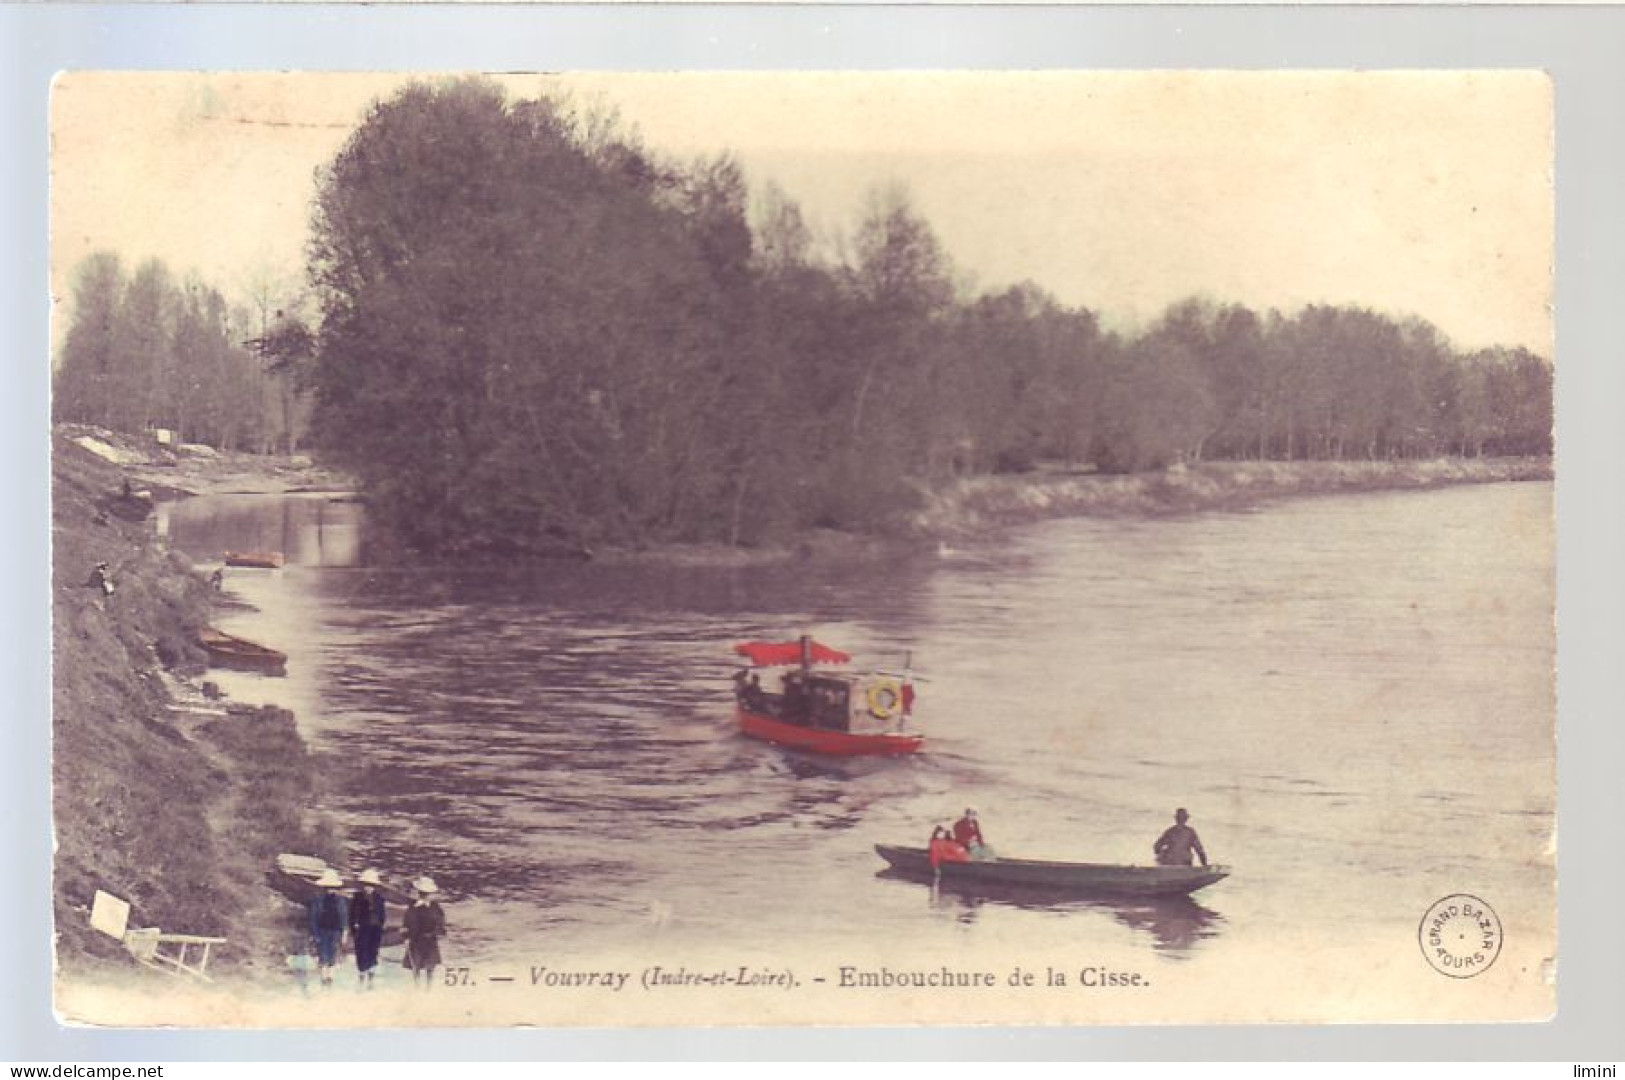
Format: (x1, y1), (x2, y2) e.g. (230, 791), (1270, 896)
(953, 808), (993, 860)
(1153, 807), (1210, 868)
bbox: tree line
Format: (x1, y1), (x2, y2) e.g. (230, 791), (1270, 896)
(69, 79), (1552, 554)
(53, 253), (308, 452)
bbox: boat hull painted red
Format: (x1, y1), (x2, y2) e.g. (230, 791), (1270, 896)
(737, 706), (922, 757)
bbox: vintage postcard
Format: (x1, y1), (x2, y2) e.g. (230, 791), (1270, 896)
(49, 70), (1554, 1028)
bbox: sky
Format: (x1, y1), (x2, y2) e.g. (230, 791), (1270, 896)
(49, 70), (1554, 354)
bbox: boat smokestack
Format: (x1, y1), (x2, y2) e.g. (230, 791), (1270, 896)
(800, 634), (812, 675)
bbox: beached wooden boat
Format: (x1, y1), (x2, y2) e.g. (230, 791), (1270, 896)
(874, 844), (1230, 898)
(223, 550), (285, 569)
(732, 638), (923, 757)
(266, 855), (411, 945)
(266, 854), (413, 908)
(198, 626), (287, 675)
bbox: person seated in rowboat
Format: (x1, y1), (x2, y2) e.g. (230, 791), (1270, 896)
(928, 825), (970, 869)
(953, 808), (994, 861)
(1153, 807), (1209, 867)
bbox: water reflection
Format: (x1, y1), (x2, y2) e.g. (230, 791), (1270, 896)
(1106, 896), (1223, 954)
(892, 870), (1224, 955)
(158, 494), (363, 568)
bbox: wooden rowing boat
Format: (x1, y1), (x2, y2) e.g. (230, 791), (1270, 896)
(874, 844), (1230, 898)
(266, 854), (414, 908)
(223, 551), (285, 569)
(266, 855), (411, 946)
(198, 626), (287, 675)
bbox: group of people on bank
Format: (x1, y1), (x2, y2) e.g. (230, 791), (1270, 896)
(301, 869), (448, 991)
(927, 806), (1210, 869)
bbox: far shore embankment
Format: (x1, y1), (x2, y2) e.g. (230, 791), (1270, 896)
(902, 456), (1553, 541)
(615, 455), (1553, 568)
(60, 422), (354, 499)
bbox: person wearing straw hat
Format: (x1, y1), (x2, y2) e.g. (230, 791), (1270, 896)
(402, 876), (446, 988)
(306, 869), (349, 986)
(348, 868), (389, 988)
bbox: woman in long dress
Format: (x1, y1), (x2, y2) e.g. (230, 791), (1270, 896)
(348, 868), (388, 988)
(402, 876), (446, 988)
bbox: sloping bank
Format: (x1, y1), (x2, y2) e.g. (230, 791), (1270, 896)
(52, 433), (343, 983)
(904, 457), (1553, 539)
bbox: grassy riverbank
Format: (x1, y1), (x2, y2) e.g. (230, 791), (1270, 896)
(52, 431), (342, 983)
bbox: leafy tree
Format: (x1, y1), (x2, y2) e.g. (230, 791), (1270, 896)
(1094, 333), (1217, 472)
(310, 80), (753, 550)
(54, 251), (126, 426)
(114, 259), (175, 433)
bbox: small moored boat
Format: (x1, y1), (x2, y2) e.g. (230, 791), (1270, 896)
(223, 551), (285, 569)
(732, 637), (922, 756)
(266, 854), (413, 907)
(199, 626), (287, 675)
(267, 854), (411, 946)
(874, 844), (1230, 898)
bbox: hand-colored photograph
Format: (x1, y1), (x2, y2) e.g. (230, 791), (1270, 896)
(49, 70), (1554, 1027)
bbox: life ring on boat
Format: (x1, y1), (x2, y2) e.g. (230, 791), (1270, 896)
(867, 679), (904, 720)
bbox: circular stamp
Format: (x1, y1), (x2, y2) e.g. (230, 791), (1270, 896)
(1419, 894), (1502, 978)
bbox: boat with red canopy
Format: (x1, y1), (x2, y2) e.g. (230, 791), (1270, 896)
(732, 637), (922, 756)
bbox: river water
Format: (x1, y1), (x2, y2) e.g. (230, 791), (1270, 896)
(158, 483), (1554, 992)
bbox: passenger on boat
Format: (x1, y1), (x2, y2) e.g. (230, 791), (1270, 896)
(1153, 807), (1209, 867)
(781, 671), (809, 722)
(348, 868), (388, 989)
(402, 876), (447, 989)
(733, 670), (769, 712)
(953, 809), (993, 860)
(306, 869), (349, 986)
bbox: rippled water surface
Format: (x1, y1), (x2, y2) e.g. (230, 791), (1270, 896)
(160, 483), (1554, 971)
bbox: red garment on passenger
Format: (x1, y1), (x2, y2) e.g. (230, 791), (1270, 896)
(929, 838), (970, 868)
(953, 818), (984, 847)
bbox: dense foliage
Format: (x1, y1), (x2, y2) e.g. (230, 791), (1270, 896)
(307, 80), (1553, 554)
(53, 253), (301, 451)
